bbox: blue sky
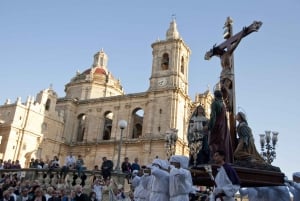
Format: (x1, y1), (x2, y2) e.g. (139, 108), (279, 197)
(1, 1), (299, 179)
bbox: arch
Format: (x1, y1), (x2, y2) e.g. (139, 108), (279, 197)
(161, 53), (169, 70)
(103, 111), (113, 140)
(45, 98), (51, 111)
(77, 113), (86, 142)
(131, 108), (144, 138)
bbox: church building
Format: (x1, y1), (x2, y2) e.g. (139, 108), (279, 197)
(0, 19), (213, 168)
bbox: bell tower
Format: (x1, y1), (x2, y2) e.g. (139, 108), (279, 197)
(149, 19), (191, 94)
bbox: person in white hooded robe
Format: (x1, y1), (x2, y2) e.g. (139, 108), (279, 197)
(286, 172), (300, 201)
(240, 186), (290, 201)
(131, 170), (148, 201)
(169, 155), (193, 201)
(149, 158), (170, 201)
(140, 165), (153, 201)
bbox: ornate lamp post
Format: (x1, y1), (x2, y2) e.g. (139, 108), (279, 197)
(164, 129), (178, 160)
(115, 120), (127, 172)
(259, 130), (279, 164)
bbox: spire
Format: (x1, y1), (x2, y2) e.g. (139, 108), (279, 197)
(166, 17), (180, 40)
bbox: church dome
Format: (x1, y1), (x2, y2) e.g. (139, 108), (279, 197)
(82, 66), (107, 76)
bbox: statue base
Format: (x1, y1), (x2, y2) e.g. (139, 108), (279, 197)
(190, 163), (285, 187)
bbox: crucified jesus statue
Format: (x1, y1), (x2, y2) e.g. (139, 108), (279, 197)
(212, 27), (245, 112)
(205, 17), (262, 151)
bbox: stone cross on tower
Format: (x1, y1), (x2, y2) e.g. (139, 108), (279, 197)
(205, 17), (262, 150)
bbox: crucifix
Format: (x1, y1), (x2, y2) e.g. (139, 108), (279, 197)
(205, 17), (262, 150)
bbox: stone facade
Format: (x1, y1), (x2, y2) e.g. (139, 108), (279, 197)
(0, 19), (213, 169)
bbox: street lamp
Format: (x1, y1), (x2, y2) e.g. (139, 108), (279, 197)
(115, 120), (127, 172)
(165, 128), (178, 160)
(259, 130), (279, 164)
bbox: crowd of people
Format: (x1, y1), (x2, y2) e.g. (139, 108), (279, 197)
(1, 150), (300, 200)
(0, 150), (242, 201)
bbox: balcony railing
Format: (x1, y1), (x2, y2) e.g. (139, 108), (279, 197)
(0, 168), (127, 193)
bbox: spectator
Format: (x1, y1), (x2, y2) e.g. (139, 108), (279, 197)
(13, 160), (21, 169)
(48, 190), (60, 201)
(0, 159), (4, 169)
(131, 158), (140, 172)
(61, 189), (71, 201)
(101, 157), (113, 181)
(61, 152), (76, 178)
(29, 159), (37, 169)
(88, 192), (97, 201)
(4, 160), (13, 169)
(92, 179), (104, 201)
(38, 159), (45, 169)
(44, 187), (54, 201)
(29, 186), (46, 201)
(2, 190), (14, 201)
(116, 185), (126, 200)
(65, 152), (76, 168)
(121, 157), (132, 184)
(92, 165), (100, 183)
(16, 187), (29, 201)
(50, 156), (60, 169)
(76, 155), (84, 177)
(8, 187), (17, 201)
(73, 185), (89, 201)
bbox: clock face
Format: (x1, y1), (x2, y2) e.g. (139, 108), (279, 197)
(158, 78), (167, 86)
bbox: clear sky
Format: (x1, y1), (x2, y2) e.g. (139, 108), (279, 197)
(1, 1), (299, 179)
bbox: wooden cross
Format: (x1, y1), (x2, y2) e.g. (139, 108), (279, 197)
(205, 17), (262, 151)
(205, 19), (262, 60)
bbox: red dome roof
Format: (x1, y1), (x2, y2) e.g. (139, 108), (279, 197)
(82, 67), (107, 76)
(94, 67), (107, 75)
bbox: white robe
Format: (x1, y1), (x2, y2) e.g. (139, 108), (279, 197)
(169, 166), (193, 201)
(149, 166), (170, 201)
(140, 174), (153, 201)
(287, 182), (300, 201)
(240, 186), (290, 201)
(210, 166), (240, 201)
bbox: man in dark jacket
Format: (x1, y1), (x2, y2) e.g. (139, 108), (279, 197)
(73, 185), (88, 201)
(101, 157), (113, 181)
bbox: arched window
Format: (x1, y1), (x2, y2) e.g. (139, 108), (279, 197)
(77, 114), (86, 142)
(103, 111), (113, 140)
(161, 53), (169, 70)
(45, 99), (51, 111)
(131, 108), (144, 138)
(181, 56), (185, 74)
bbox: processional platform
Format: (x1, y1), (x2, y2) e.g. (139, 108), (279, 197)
(190, 164), (285, 187)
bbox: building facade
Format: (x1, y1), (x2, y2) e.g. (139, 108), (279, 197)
(0, 19), (213, 168)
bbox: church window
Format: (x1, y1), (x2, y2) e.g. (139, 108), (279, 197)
(131, 108), (144, 138)
(181, 56), (185, 74)
(103, 111), (113, 140)
(45, 99), (51, 111)
(161, 53), (169, 70)
(77, 114), (86, 142)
